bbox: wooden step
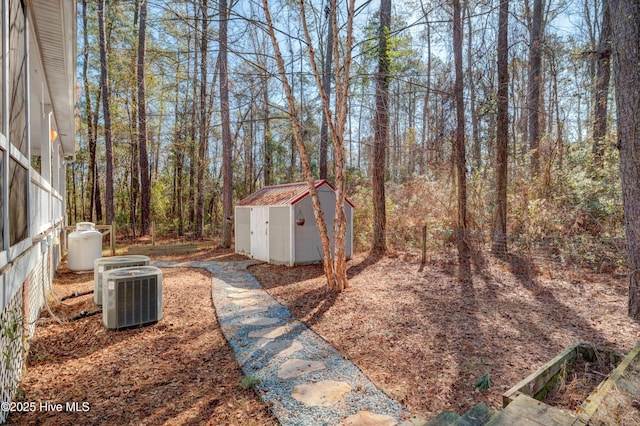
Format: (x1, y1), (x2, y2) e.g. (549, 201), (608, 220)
(127, 243), (198, 255)
(424, 410), (460, 425)
(454, 403), (495, 426)
(420, 402), (496, 426)
(485, 394), (583, 426)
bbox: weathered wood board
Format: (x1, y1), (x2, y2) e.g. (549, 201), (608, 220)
(127, 244), (198, 255)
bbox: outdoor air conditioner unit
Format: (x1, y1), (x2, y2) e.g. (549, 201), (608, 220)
(103, 266), (162, 330)
(94, 255), (150, 305)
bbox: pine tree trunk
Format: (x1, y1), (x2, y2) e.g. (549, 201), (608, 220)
(492, 0), (509, 258)
(220, 0), (233, 248)
(82, 0), (98, 223)
(195, 0), (208, 238)
(137, 0), (151, 235)
(466, 3), (481, 173)
(611, 0), (640, 320)
(453, 0), (471, 282)
(371, 0), (391, 254)
(591, 0), (611, 167)
(263, 76), (271, 186)
(527, 0), (543, 179)
(319, 4), (333, 180)
(97, 0), (114, 225)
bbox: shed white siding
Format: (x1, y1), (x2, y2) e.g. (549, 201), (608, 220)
(235, 207), (251, 255)
(250, 207), (269, 262)
(269, 206), (291, 265)
(294, 189), (331, 264)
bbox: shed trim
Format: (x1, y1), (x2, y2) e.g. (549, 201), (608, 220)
(237, 179), (355, 208)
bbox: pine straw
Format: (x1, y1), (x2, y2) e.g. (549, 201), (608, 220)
(250, 251), (640, 419)
(542, 352), (613, 410)
(8, 264), (276, 426)
(588, 354), (640, 426)
(10, 244), (639, 424)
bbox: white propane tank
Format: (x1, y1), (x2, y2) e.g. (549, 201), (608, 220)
(68, 222), (103, 271)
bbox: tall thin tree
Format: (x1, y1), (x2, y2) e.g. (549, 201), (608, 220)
(97, 0), (114, 225)
(591, 0), (611, 167)
(453, 0), (471, 282)
(492, 0), (509, 257)
(371, 0), (391, 254)
(137, 0), (151, 234)
(82, 0), (102, 223)
(527, 0), (543, 179)
(220, 0), (233, 248)
(262, 0), (356, 291)
(319, 1), (334, 180)
(195, 0), (209, 238)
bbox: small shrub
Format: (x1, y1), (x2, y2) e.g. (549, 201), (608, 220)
(240, 375), (260, 389)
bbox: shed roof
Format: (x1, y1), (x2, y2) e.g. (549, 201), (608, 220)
(237, 179), (354, 207)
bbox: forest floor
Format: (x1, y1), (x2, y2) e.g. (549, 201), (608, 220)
(9, 240), (640, 424)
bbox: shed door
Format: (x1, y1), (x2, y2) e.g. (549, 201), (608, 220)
(250, 207), (269, 261)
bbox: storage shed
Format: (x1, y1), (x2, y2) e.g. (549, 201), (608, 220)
(235, 180), (354, 266)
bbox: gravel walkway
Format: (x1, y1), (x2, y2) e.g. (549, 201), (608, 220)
(153, 260), (407, 426)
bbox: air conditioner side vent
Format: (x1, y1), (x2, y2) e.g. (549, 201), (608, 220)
(103, 266), (162, 330)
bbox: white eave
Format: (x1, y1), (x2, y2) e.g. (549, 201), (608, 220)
(28, 0), (77, 155)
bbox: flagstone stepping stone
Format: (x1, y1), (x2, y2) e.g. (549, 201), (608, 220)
(291, 380), (351, 407)
(260, 339), (304, 357)
(341, 411), (397, 426)
(233, 298), (261, 306)
(238, 306), (269, 314)
(277, 358), (326, 379)
(248, 325), (290, 339)
(241, 316), (280, 326)
(228, 292), (259, 299)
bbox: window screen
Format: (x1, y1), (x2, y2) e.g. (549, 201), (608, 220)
(9, 0), (26, 156)
(9, 158), (27, 245)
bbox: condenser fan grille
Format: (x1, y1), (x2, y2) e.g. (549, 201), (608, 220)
(115, 275), (158, 328)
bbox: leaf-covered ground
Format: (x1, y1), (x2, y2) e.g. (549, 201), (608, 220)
(250, 251), (640, 420)
(8, 244), (640, 424)
(8, 246), (277, 426)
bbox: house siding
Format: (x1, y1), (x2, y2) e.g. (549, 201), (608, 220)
(0, 0), (75, 419)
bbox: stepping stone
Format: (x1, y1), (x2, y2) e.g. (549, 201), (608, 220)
(233, 298), (261, 306)
(248, 325), (290, 339)
(238, 306), (269, 314)
(278, 359), (326, 379)
(227, 288), (252, 293)
(241, 316), (280, 326)
(342, 411), (397, 426)
(291, 380), (351, 407)
(228, 292), (259, 299)
(261, 339), (304, 357)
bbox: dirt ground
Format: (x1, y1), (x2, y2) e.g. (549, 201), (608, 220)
(8, 243), (640, 424)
